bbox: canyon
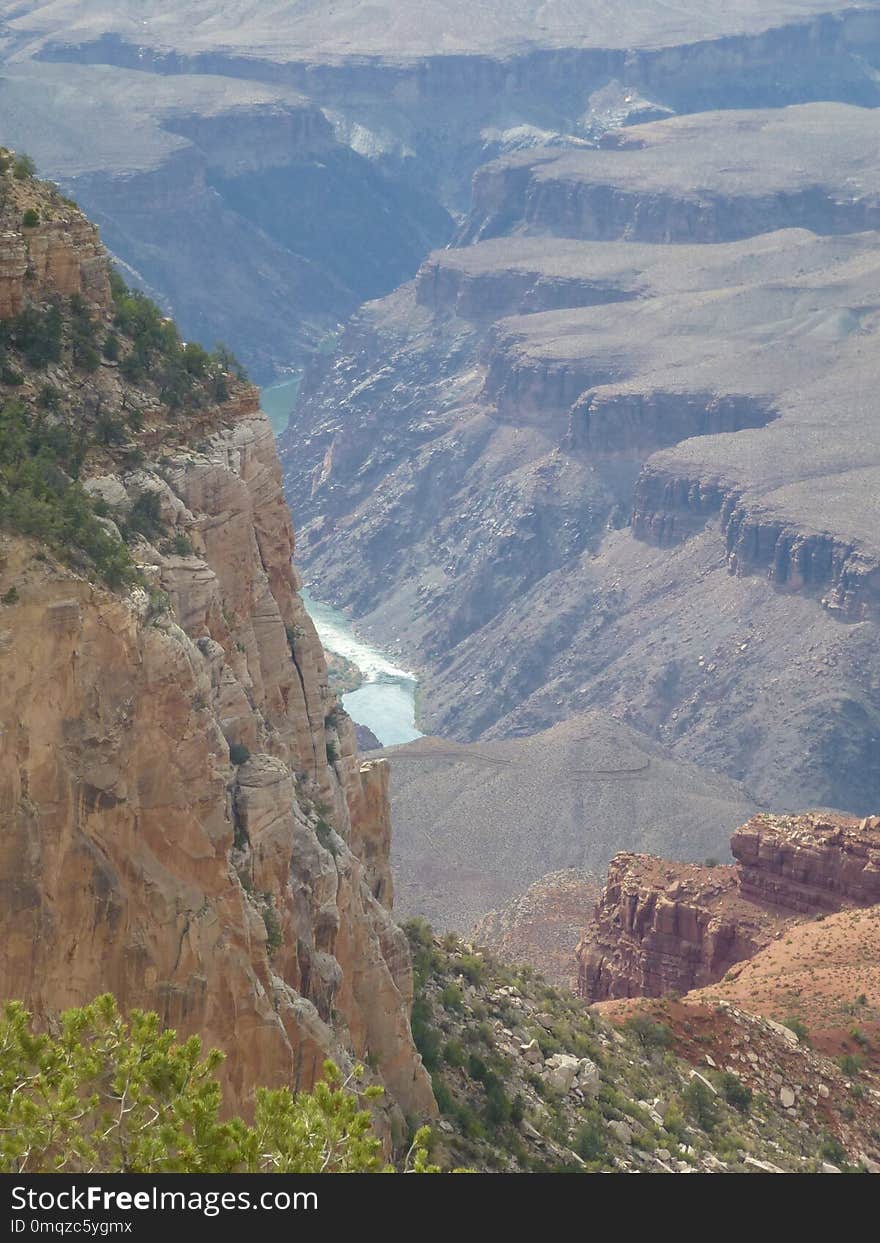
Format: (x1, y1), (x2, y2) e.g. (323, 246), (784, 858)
(1, 4), (878, 819)
(2, 3), (880, 379)
(3, 1), (880, 1174)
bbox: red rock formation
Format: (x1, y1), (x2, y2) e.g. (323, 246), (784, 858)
(578, 855), (787, 1002)
(732, 813), (880, 913)
(578, 813), (880, 1002)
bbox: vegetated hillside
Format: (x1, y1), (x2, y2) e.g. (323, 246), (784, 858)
(4, 4), (880, 375)
(284, 119), (880, 812)
(0, 161), (434, 1134)
(376, 715), (756, 933)
(405, 922), (880, 1173)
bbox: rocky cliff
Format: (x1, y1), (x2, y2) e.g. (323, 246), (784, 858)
(0, 166), (434, 1127)
(578, 812), (880, 1002)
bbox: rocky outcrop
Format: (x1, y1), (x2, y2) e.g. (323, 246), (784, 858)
(414, 253), (633, 322)
(0, 168), (110, 317)
(568, 390), (776, 459)
(463, 105), (880, 246)
(632, 464), (880, 621)
(578, 812), (880, 1002)
(0, 185), (434, 1127)
(732, 814), (880, 913)
(577, 855), (784, 1002)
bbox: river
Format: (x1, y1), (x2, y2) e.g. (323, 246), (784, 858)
(261, 376), (302, 435)
(299, 590), (422, 747)
(262, 377), (423, 747)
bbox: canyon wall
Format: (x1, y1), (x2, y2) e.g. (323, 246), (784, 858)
(0, 181), (434, 1127)
(5, 3), (880, 374)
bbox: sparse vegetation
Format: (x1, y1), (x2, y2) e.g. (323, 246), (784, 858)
(400, 925), (860, 1173)
(110, 272), (242, 407)
(0, 399), (136, 587)
(261, 901), (283, 958)
(626, 1013), (672, 1050)
(12, 153), (36, 181)
(782, 1015), (811, 1045)
(720, 1071), (752, 1113)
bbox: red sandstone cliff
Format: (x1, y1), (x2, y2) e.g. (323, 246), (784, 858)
(578, 813), (880, 1003)
(0, 166), (434, 1127)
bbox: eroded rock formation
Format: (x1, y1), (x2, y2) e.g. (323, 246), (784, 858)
(578, 813), (880, 1002)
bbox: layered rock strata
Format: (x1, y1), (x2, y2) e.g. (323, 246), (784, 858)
(578, 813), (880, 1002)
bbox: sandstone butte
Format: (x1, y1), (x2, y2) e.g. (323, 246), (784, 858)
(577, 812), (880, 1020)
(0, 169), (435, 1134)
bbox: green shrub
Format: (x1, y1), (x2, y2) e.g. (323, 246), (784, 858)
(125, 491), (163, 540)
(0, 994), (392, 1172)
(102, 332), (121, 361)
(663, 1102), (686, 1139)
(1, 586), (19, 605)
(455, 954), (485, 985)
(0, 400), (136, 587)
(782, 1015), (810, 1045)
(109, 272), (245, 408)
(443, 1039), (466, 1068)
(410, 997), (441, 1071)
(440, 983), (464, 1013)
(315, 818), (339, 856)
(838, 1052), (864, 1077)
(626, 1013), (673, 1050)
(683, 1077), (718, 1132)
(262, 903), (283, 958)
(22, 208), (39, 228)
(574, 1111), (608, 1163)
(12, 153), (36, 180)
(431, 1073), (455, 1114)
(482, 1073), (512, 1126)
(820, 1135), (847, 1166)
(0, 303), (63, 369)
(229, 743), (251, 765)
(720, 1072), (752, 1113)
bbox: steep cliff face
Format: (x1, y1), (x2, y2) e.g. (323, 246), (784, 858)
(732, 813), (880, 912)
(0, 170), (433, 1125)
(577, 812), (880, 1003)
(631, 464), (880, 622)
(463, 105), (880, 245)
(0, 199), (110, 317)
(577, 855), (786, 1002)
